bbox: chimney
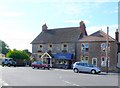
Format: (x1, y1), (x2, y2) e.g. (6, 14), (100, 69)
(79, 21), (87, 37)
(42, 24), (48, 31)
(115, 29), (119, 42)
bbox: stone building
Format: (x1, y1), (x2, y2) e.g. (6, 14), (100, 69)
(31, 21), (118, 71)
(31, 21), (87, 68)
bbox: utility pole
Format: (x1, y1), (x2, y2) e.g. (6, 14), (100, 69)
(106, 27), (109, 73)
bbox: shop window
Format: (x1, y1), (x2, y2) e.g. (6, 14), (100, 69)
(81, 43), (89, 53)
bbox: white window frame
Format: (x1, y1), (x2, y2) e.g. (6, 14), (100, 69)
(62, 43), (68, 51)
(48, 44), (53, 51)
(101, 57), (110, 67)
(81, 43), (89, 53)
(101, 57), (106, 67)
(101, 43), (110, 52)
(38, 44), (43, 51)
(92, 58), (97, 66)
(81, 56), (89, 63)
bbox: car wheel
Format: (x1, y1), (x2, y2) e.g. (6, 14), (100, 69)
(32, 66), (35, 69)
(8, 64), (11, 67)
(47, 67), (50, 70)
(42, 67), (45, 70)
(74, 68), (79, 73)
(2, 64), (4, 67)
(91, 70), (96, 74)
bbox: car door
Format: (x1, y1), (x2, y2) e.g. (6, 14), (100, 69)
(37, 61), (42, 68)
(78, 63), (84, 72)
(82, 63), (91, 72)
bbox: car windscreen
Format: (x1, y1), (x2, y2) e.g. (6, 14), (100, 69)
(36, 61), (43, 64)
(88, 64), (95, 67)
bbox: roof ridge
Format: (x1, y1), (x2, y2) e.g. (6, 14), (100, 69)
(48, 27), (79, 30)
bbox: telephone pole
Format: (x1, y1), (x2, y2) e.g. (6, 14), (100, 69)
(106, 27), (109, 73)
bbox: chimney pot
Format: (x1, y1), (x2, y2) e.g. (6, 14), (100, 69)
(42, 24), (48, 31)
(115, 29), (119, 42)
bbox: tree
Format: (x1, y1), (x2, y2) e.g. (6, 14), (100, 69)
(22, 49), (31, 56)
(6, 50), (30, 61)
(0, 40), (10, 55)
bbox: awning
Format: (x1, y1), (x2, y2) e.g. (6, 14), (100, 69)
(53, 53), (73, 60)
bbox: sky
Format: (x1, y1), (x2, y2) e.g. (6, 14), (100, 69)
(0, 0), (119, 52)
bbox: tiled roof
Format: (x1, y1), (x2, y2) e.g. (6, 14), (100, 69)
(31, 27), (87, 44)
(79, 30), (115, 42)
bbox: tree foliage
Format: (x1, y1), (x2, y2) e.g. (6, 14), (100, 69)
(6, 49), (30, 61)
(0, 40), (10, 55)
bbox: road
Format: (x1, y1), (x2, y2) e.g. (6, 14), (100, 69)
(0, 66), (119, 86)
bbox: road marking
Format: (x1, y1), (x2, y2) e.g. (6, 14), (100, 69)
(0, 79), (9, 86)
(62, 80), (80, 86)
(2, 81), (9, 86)
(59, 75), (80, 86)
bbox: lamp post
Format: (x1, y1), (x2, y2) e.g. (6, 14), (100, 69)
(106, 27), (109, 73)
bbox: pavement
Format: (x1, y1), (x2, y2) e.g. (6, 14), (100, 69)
(51, 68), (119, 75)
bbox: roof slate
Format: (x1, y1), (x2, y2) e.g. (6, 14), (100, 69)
(31, 27), (86, 44)
(79, 30), (115, 42)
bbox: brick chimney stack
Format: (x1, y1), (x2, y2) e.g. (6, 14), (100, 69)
(115, 29), (119, 42)
(42, 24), (48, 31)
(79, 21), (87, 38)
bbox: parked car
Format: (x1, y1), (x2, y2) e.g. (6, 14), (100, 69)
(31, 61), (50, 70)
(2, 58), (16, 67)
(73, 62), (101, 74)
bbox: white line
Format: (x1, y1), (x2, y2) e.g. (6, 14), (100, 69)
(63, 80), (80, 86)
(2, 81), (9, 86)
(0, 79), (9, 86)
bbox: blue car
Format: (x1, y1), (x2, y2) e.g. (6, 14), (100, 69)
(2, 58), (16, 67)
(73, 62), (101, 74)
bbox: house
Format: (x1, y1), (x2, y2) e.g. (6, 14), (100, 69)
(79, 30), (118, 72)
(116, 29), (120, 69)
(31, 21), (87, 68)
(31, 21), (118, 71)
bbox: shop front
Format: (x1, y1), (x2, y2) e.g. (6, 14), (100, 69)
(41, 52), (73, 69)
(52, 53), (73, 69)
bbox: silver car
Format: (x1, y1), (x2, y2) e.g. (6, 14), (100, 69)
(73, 62), (101, 74)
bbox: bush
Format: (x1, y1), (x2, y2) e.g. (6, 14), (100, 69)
(6, 50), (30, 66)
